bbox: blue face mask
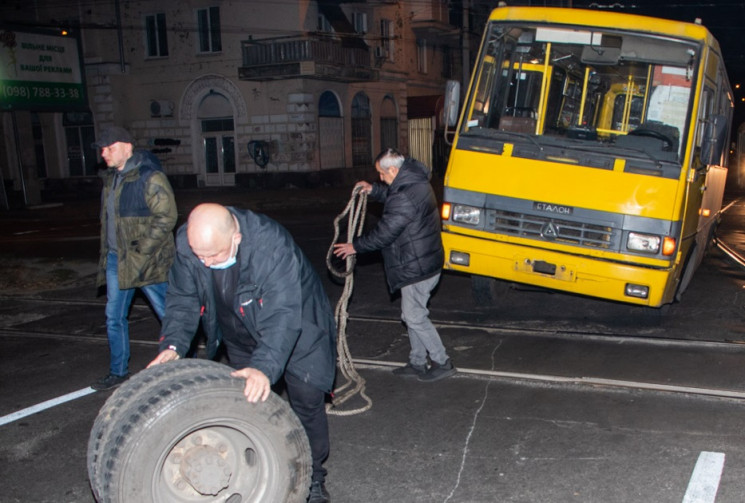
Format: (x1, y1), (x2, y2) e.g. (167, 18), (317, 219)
(207, 238), (237, 270)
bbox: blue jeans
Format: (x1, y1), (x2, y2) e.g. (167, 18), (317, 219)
(105, 251), (167, 376)
(400, 273), (449, 367)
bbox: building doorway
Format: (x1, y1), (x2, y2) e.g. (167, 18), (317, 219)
(64, 111), (97, 177)
(197, 92), (235, 186)
(318, 91), (344, 169)
(351, 92), (372, 167)
(380, 96), (398, 151)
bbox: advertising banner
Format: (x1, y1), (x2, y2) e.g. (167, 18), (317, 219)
(0, 27), (87, 111)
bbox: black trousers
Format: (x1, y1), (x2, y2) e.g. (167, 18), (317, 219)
(284, 372), (330, 483)
(224, 339), (330, 483)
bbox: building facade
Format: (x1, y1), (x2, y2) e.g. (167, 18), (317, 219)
(0, 0), (493, 205)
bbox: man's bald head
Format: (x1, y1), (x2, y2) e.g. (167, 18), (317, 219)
(187, 203), (241, 267)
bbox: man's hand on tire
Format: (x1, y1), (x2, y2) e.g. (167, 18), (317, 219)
(146, 349), (179, 368)
(231, 367), (271, 403)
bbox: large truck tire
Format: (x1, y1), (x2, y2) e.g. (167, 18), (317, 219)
(87, 359), (312, 503)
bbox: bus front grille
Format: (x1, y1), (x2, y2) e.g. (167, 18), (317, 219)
(485, 209), (616, 249)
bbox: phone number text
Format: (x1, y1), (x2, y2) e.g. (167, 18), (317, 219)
(1, 84), (82, 101)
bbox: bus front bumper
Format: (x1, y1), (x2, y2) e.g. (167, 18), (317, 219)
(442, 231), (675, 307)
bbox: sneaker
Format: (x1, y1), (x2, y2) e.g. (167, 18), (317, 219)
(418, 359), (456, 382)
(308, 480), (330, 503)
(392, 362), (426, 377)
(91, 373), (129, 391)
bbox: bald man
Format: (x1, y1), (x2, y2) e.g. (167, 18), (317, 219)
(149, 203), (336, 503)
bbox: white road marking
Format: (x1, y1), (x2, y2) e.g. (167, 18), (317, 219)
(0, 387), (97, 427)
(682, 451), (725, 503)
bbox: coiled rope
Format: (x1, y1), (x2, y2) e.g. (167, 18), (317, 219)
(325, 185), (372, 415)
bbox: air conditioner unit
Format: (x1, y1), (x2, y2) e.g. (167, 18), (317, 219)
(150, 100), (174, 117)
(374, 46), (388, 59)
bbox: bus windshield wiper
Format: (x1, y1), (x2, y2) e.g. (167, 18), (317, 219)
(464, 127), (543, 151)
(495, 130), (543, 150)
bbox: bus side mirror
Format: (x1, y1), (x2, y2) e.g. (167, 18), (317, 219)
(701, 114), (727, 165)
(444, 80), (461, 127)
(443, 80), (461, 145)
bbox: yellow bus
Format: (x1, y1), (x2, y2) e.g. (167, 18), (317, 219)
(441, 6), (733, 307)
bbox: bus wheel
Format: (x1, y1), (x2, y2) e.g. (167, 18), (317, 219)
(675, 245), (698, 303)
(471, 275), (509, 305)
(705, 222), (718, 255)
(87, 359), (311, 503)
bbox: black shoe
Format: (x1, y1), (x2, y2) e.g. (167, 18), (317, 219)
(418, 359), (456, 382)
(308, 480), (330, 503)
(392, 362), (426, 377)
(92, 373), (129, 391)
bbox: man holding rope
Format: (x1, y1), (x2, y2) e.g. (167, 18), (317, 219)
(333, 148), (456, 382)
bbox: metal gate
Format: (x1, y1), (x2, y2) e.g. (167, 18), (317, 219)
(408, 117), (434, 169)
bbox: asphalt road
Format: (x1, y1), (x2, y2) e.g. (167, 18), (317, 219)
(2, 187), (745, 502)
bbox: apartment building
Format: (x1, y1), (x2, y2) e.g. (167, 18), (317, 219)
(0, 0), (493, 206)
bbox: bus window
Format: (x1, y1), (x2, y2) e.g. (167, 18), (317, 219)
(645, 65), (692, 145)
(468, 55), (497, 127)
(500, 64), (543, 133)
(611, 94), (644, 131)
(459, 22), (698, 162)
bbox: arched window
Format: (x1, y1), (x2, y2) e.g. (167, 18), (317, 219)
(319, 91), (341, 117)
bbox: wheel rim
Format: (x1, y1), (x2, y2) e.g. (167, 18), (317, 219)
(153, 421), (281, 502)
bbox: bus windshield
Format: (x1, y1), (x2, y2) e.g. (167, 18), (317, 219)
(462, 22), (699, 162)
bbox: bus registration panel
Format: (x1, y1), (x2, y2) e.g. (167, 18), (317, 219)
(514, 256), (575, 281)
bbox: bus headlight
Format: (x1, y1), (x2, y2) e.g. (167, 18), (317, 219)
(626, 232), (660, 254)
(452, 204), (481, 225)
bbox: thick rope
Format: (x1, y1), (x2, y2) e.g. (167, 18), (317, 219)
(325, 185), (372, 415)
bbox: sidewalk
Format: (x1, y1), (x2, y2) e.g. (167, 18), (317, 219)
(0, 185), (360, 296)
(3, 184), (358, 221)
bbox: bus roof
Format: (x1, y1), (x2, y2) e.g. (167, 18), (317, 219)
(488, 7), (717, 47)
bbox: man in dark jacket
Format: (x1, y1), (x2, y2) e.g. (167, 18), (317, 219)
(333, 148), (455, 382)
(149, 203), (336, 503)
(92, 126), (177, 391)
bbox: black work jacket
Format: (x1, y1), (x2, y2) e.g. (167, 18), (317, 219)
(353, 158), (444, 292)
(159, 208), (337, 393)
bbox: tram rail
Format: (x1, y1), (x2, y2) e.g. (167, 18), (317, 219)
(2, 293), (743, 350)
(2, 299), (745, 401)
(2, 294), (744, 349)
(716, 197), (745, 268)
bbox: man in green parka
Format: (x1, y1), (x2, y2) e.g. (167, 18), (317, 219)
(92, 126), (177, 391)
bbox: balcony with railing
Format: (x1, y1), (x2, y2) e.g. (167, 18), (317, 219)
(239, 35), (377, 82)
(411, 0), (459, 40)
